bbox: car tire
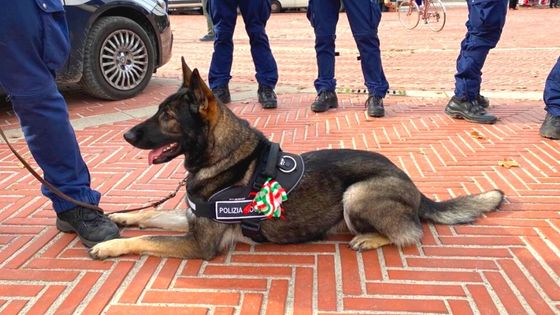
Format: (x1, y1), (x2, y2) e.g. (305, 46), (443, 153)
(271, 0), (282, 13)
(80, 16), (155, 100)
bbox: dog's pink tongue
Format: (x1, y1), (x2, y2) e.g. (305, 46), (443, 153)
(148, 147), (165, 165)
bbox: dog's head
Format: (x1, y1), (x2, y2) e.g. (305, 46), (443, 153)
(123, 57), (218, 166)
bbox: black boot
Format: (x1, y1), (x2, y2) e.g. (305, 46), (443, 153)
(56, 207), (120, 248)
(539, 113), (560, 139)
(212, 84), (231, 104)
(477, 94), (490, 108)
(366, 95), (385, 117)
(445, 96), (497, 124)
(311, 90), (338, 112)
(257, 85), (277, 109)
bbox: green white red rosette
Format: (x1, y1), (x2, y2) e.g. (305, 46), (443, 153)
(243, 178), (287, 218)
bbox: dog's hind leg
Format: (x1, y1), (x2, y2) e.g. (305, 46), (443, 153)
(343, 177), (424, 251)
(348, 233), (392, 251)
(109, 209), (188, 232)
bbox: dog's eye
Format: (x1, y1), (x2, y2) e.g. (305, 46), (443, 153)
(161, 112), (172, 120)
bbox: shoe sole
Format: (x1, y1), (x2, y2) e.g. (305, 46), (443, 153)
(258, 96), (277, 109)
(260, 101), (277, 109)
(445, 108), (497, 124)
(311, 103), (338, 113)
(540, 131), (560, 140)
(368, 109), (385, 118)
(56, 218), (119, 248)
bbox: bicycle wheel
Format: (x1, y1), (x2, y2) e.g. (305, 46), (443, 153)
(398, 1), (420, 30)
(425, 0), (446, 32)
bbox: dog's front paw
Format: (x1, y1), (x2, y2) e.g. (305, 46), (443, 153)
(89, 238), (130, 260)
(349, 233), (392, 251)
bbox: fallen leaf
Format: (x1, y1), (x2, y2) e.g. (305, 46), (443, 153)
(470, 131), (485, 140)
(498, 159), (519, 169)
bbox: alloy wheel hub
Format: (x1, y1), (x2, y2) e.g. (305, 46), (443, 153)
(100, 29), (148, 91)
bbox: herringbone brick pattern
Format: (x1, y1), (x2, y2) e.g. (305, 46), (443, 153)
(0, 7), (559, 315)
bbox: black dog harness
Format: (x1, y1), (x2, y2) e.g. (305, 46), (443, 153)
(186, 143), (304, 242)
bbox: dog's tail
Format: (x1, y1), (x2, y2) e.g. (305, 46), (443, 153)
(419, 190), (504, 224)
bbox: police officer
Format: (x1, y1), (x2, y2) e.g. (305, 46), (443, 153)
(307, 0), (389, 117)
(200, 0), (215, 41)
(444, 0), (508, 124)
(0, 0), (119, 247)
(540, 57), (560, 139)
(208, 0), (279, 109)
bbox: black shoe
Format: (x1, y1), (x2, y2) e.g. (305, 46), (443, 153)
(311, 90), (338, 112)
(445, 96), (498, 124)
(56, 207), (120, 248)
(199, 33), (215, 41)
(477, 94), (490, 108)
(366, 95), (385, 117)
(257, 85), (277, 109)
(539, 113), (560, 139)
(212, 85), (231, 104)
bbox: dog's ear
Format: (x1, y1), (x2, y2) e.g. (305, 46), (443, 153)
(189, 68), (216, 116)
(181, 57), (193, 88)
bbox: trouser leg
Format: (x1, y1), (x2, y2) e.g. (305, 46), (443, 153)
(544, 57), (560, 117)
(202, 0), (214, 35)
(453, 0), (508, 101)
(238, 0), (278, 88)
(0, 0), (101, 213)
(208, 0), (238, 88)
(343, 0), (389, 97)
(307, 0), (341, 93)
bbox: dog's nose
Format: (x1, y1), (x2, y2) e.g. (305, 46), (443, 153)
(123, 130), (137, 144)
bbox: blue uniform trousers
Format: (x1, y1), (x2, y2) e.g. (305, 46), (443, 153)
(208, 0), (278, 89)
(544, 57), (560, 117)
(307, 0), (388, 97)
(454, 0), (508, 101)
(0, 0), (101, 213)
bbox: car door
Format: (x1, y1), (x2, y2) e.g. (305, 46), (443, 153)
(279, 0), (296, 8)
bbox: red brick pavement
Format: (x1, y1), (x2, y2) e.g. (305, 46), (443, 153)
(0, 7), (559, 315)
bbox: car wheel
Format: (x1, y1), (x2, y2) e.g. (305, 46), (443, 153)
(271, 0), (282, 13)
(80, 16), (155, 100)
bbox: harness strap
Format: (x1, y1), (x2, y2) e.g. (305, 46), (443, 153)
(241, 220), (269, 243)
(187, 142), (305, 243)
(252, 142), (279, 190)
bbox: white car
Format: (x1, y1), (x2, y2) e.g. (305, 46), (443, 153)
(271, 0), (344, 13)
(271, 0), (308, 12)
(168, 0), (309, 14)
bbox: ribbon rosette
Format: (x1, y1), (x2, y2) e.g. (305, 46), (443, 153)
(243, 178), (287, 218)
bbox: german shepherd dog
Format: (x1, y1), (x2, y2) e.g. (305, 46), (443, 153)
(89, 59), (504, 260)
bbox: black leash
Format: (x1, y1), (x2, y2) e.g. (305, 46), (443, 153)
(0, 126), (186, 214)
